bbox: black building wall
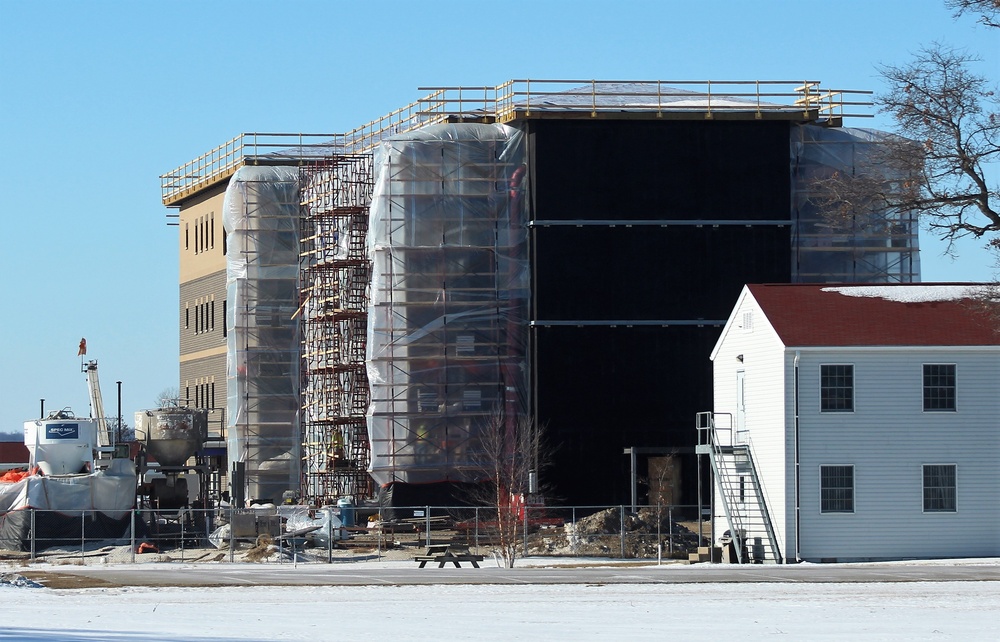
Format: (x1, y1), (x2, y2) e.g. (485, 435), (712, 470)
(526, 119), (793, 507)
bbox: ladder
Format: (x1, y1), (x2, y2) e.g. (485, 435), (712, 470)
(696, 411), (782, 564)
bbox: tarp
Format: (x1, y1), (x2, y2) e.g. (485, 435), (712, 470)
(366, 123), (529, 486)
(0, 460), (138, 551)
(223, 166), (302, 504)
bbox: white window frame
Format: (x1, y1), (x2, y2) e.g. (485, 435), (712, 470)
(819, 464), (855, 514)
(819, 364), (854, 413)
(922, 363), (957, 413)
(922, 463), (957, 513)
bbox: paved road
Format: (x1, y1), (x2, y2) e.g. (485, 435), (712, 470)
(20, 562), (1000, 588)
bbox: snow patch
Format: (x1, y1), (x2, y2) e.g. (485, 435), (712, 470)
(822, 284), (986, 303)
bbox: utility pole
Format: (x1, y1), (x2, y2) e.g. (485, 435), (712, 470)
(116, 381), (122, 443)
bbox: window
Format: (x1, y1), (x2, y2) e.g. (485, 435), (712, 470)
(222, 299), (227, 338)
(820, 465), (854, 513)
(211, 299), (215, 332)
(210, 213), (215, 249)
(923, 464), (956, 512)
(821, 364), (853, 412)
(185, 224), (189, 250)
(923, 364), (956, 411)
(185, 305), (189, 329)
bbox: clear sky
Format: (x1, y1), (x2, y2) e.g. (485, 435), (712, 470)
(0, 0), (997, 435)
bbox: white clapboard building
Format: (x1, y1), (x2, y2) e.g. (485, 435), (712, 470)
(700, 283), (1000, 563)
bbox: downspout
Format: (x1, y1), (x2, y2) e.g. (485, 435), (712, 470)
(793, 350), (801, 563)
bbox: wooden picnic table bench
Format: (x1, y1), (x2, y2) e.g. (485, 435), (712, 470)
(413, 544), (485, 568)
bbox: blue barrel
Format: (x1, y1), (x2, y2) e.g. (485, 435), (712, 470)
(337, 498), (355, 527)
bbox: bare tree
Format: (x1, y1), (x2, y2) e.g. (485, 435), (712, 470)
(469, 407), (548, 568)
(104, 417), (135, 442)
(156, 387), (181, 408)
(946, 0), (1000, 28)
(813, 43), (999, 256)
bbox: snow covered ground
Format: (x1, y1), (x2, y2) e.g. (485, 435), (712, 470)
(2, 559), (999, 641)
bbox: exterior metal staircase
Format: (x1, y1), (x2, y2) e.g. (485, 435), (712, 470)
(696, 411), (782, 564)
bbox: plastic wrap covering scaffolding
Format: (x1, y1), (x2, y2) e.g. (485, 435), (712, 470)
(791, 125), (919, 283)
(367, 123), (529, 487)
(224, 166), (302, 504)
(299, 155), (375, 503)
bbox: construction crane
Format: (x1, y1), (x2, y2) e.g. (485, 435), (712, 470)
(81, 356), (114, 448)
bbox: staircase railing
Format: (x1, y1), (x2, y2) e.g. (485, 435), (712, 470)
(696, 411), (782, 564)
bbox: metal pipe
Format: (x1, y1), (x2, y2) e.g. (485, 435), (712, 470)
(793, 351), (801, 563)
(116, 381), (122, 444)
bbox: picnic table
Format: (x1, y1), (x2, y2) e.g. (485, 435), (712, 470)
(413, 544), (485, 568)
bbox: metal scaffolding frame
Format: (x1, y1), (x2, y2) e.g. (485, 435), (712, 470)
(225, 167), (302, 505)
(366, 124), (530, 487)
(790, 125), (920, 283)
(298, 155), (375, 503)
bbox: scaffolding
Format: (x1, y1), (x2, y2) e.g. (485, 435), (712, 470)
(223, 166), (302, 504)
(298, 155), (375, 503)
(791, 125), (920, 283)
(366, 123), (530, 487)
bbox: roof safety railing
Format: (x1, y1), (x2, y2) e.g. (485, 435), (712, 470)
(162, 79), (872, 204)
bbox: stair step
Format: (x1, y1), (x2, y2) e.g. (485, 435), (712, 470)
(687, 546), (722, 564)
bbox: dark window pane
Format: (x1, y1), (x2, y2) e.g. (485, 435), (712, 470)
(821, 365), (853, 412)
(821, 465), (854, 513)
(923, 364), (956, 411)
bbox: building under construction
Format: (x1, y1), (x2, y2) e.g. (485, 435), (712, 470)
(161, 80), (918, 509)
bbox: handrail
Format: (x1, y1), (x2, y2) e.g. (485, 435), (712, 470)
(162, 79), (873, 205)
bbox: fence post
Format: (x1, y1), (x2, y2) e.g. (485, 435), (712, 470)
(425, 506), (431, 547)
(657, 503), (662, 565)
(81, 510), (86, 564)
(619, 505), (625, 558)
(668, 506), (674, 557)
(228, 506), (235, 563)
(328, 508), (333, 564)
(29, 509), (36, 562)
(377, 507), (382, 561)
(130, 509), (136, 564)
(571, 507), (577, 556)
(180, 517), (185, 563)
(474, 506), (479, 552)
(523, 504), (528, 559)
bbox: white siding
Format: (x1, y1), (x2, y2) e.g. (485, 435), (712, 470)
(796, 348), (1000, 560)
(711, 291), (790, 555)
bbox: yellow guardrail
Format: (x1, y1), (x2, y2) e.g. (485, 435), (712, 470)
(161, 79), (872, 205)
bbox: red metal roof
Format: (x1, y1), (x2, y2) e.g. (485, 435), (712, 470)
(0, 442), (29, 465)
(747, 283), (999, 347)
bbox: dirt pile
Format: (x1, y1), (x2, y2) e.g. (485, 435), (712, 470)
(525, 508), (704, 559)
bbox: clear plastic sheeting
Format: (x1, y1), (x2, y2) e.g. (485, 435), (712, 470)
(367, 123), (529, 486)
(791, 124), (920, 283)
(224, 166), (302, 504)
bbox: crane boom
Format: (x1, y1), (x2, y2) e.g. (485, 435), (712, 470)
(83, 360), (113, 447)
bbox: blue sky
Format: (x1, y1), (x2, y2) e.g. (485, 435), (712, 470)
(0, 0), (997, 434)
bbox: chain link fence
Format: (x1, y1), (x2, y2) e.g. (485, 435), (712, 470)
(0, 505), (711, 566)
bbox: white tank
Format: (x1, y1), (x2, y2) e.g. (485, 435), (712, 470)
(24, 411), (96, 475)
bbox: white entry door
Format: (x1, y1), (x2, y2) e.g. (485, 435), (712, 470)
(736, 369), (747, 444)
